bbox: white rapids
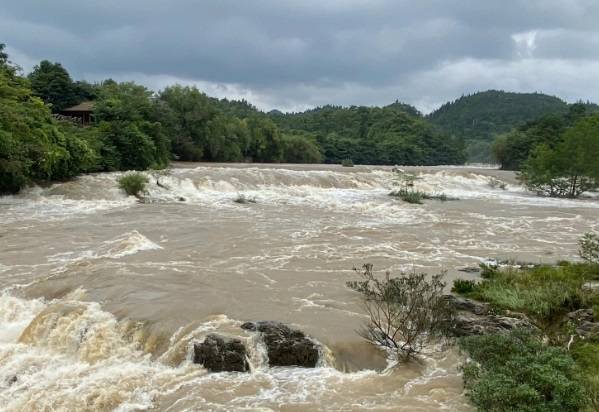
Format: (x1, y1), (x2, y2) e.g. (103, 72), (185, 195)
(1, 163), (597, 411)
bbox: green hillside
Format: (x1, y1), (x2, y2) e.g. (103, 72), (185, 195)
(267, 102), (465, 165)
(428, 90), (570, 162)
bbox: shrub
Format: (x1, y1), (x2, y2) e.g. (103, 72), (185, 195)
(118, 172), (149, 197)
(389, 189), (458, 204)
(347, 264), (452, 360)
(452, 279), (477, 294)
(479, 263), (499, 279)
(459, 330), (587, 412)
(389, 189), (423, 204)
(580, 232), (599, 264)
(341, 158), (354, 167)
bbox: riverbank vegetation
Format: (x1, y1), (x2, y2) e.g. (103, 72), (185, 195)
(3, 41), (599, 199)
(452, 233), (599, 411)
(349, 232), (599, 410)
(0, 43), (467, 195)
(490, 104), (599, 197)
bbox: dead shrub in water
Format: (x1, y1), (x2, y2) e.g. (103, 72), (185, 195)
(347, 264), (453, 360)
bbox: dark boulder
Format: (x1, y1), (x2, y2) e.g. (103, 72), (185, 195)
(241, 321), (319, 367)
(193, 334), (250, 372)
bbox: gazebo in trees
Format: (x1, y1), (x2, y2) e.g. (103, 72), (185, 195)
(60, 101), (95, 125)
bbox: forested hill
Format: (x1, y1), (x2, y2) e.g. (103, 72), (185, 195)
(265, 103), (466, 166)
(427, 90), (570, 142)
(207, 99), (465, 165)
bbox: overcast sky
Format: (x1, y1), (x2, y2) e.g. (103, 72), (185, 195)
(2, 0), (599, 113)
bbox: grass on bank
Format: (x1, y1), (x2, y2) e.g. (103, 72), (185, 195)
(453, 258), (599, 411)
(118, 172), (149, 198)
(454, 262), (599, 324)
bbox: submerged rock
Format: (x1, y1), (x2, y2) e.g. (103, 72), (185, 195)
(193, 334), (249, 372)
(6, 375), (17, 386)
(241, 321), (319, 367)
(444, 295), (537, 337)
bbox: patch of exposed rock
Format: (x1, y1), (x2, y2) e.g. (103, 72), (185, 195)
(193, 334), (249, 372)
(443, 295), (538, 337)
(565, 309), (599, 339)
(241, 321), (320, 367)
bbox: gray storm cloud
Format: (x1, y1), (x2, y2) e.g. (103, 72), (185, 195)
(2, 0), (599, 112)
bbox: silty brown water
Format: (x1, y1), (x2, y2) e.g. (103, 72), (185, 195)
(1, 163), (598, 411)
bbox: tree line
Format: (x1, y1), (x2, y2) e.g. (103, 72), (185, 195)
(493, 104), (599, 198)
(0, 45), (468, 195)
(427, 90), (598, 163)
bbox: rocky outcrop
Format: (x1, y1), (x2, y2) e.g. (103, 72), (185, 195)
(443, 295), (538, 337)
(241, 321), (320, 367)
(565, 309), (599, 339)
(193, 334), (250, 372)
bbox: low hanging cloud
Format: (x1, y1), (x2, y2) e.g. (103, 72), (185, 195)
(2, 0), (599, 113)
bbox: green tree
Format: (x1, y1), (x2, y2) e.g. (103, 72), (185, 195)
(94, 81), (170, 170)
(519, 115), (599, 198)
(28, 60), (79, 112)
(0, 45), (97, 193)
(246, 116), (283, 162)
(281, 132), (322, 163)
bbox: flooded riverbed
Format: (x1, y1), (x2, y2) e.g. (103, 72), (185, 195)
(1, 163), (597, 411)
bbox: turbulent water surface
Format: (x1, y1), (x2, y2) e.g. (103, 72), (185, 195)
(1, 163), (598, 411)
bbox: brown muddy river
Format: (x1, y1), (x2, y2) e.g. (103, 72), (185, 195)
(1, 163), (598, 411)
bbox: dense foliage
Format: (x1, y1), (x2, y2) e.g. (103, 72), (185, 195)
(94, 81), (170, 170)
(271, 104), (466, 165)
(459, 330), (587, 412)
(0, 45), (169, 194)
(493, 104), (592, 171)
(428, 90), (598, 163)
(28, 60), (96, 112)
(517, 114), (599, 197)
(0, 45), (97, 194)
